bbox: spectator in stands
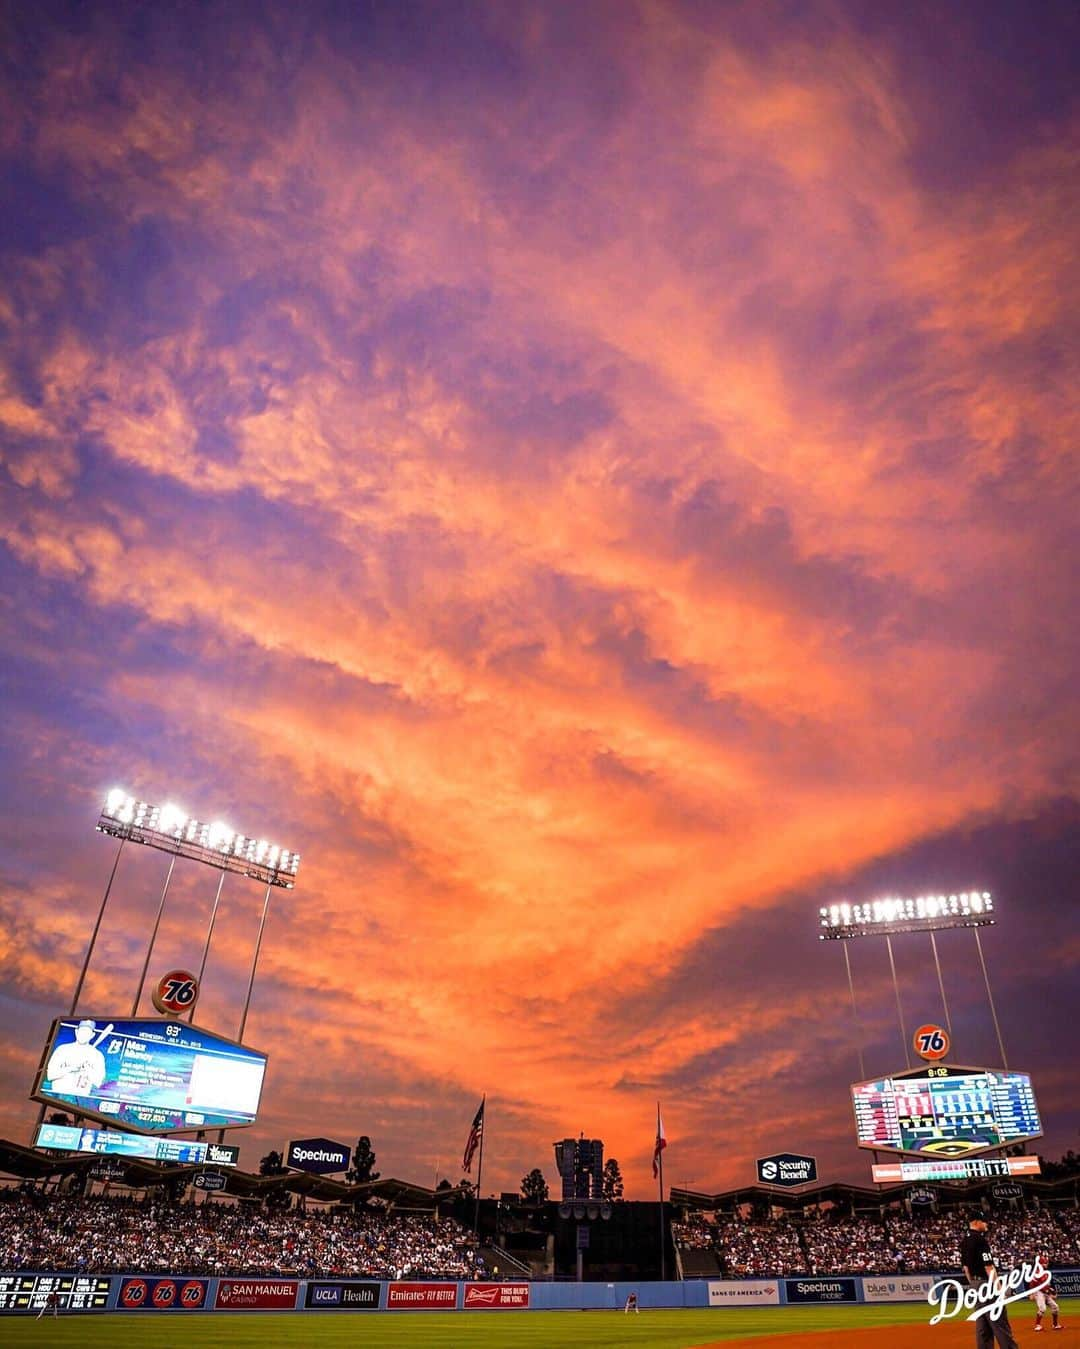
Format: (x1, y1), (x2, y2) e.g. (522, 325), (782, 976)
(0, 1190), (486, 1279)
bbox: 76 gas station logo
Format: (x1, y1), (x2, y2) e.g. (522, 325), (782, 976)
(913, 1024), (950, 1061)
(152, 969), (200, 1016)
(120, 1277), (206, 1310)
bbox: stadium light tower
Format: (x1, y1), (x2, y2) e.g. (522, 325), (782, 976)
(95, 790), (300, 1021)
(816, 890), (1007, 1071)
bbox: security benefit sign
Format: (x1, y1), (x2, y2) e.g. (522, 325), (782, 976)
(0, 1275), (111, 1314)
(285, 1136), (351, 1174)
(119, 1277), (209, 1310)
(305, 1282), (381, 1310)
(785, 1277), (859, 1304)
(708, 1280), (780, 1306)
(756, 1152), (818, 1187)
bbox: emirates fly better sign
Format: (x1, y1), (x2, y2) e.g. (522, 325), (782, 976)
(756, 1153), (818, 1187)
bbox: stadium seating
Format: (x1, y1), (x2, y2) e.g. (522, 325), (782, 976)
(0, 1190), (486, 1278)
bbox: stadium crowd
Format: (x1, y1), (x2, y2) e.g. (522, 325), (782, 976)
(0, 1191), (485, 1278)
(672, 1214), (809, 1276)
(1, 1187), (1078, 1281)
(673, 1205), (1080, 1276)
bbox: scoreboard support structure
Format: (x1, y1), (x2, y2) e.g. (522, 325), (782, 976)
(816, 890), (1033, 1186)
(973, 927), (1008, 1068)
(28, 790), (300, 1150)
(818, 892), (1008, 1082)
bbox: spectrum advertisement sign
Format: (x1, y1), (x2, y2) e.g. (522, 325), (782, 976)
(463, 1282), (531, 1309)
(286, 1137), (351, 1174)
(34, 1016), (267, 1133)
(785, 1277), (859, 1303)
(119, 1277), (209, 1310)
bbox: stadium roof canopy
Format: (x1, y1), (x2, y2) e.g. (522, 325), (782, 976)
(668, 1177), (1079, 1209)
(0, 1139), (466, 1210)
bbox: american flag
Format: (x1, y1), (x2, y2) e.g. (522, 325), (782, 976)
(652, 1103), (667, 1179)
(462, 1098), (485, 1173)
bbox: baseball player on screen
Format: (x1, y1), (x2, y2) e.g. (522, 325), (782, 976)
(45, 1020), (107, 1095)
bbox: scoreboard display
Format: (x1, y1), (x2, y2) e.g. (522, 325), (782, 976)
(0, 1275), (111, 1313)
(36, 1122), (240, 1166)
(852, 1064), (1041, 1157)
(871, 1155), (1042, 1183)
(33, 1015), (267, 1133)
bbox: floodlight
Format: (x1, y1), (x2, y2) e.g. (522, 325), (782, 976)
(819, 890), (993, 939)
(97, 790), (300, 888)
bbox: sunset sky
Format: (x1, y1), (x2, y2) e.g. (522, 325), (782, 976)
(1, 0), (1077, 1199)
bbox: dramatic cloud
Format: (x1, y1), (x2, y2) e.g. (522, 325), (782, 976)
(1, 0), (1076, 1195)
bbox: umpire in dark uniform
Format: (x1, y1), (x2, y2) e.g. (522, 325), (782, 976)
(960, 1216), (1020, 1348)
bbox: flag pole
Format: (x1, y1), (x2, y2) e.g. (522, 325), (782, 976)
(657, 1101), (666, 1281)
(473, 1095), (486, 1235)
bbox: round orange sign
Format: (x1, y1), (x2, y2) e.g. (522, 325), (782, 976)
(151, 969), (199, 1016)
(913, 1023), (950, 1060)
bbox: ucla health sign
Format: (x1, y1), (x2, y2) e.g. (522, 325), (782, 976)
(286, 1137), (351, 1174)
(305, 1281), (380, 1309)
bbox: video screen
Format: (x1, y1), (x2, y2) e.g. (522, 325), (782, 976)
(852, 1064), (1041, 1157)
(35, 1122), (240, 1166)
(34, 1016), (267, 1133)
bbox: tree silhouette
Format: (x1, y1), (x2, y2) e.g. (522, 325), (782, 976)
(347, 1136), (380, 1184)
(520, 1167), (549, 1205)
(602, 1157), (624, 1201)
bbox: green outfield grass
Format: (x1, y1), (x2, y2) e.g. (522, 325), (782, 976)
(13, 1299), (1077, 1349)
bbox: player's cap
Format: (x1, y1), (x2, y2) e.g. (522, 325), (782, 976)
(77, 1019), (95, 1029)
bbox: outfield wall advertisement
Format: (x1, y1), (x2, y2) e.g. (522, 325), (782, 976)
(708, 1280), (781, 1305)
(118, 1276), (208, 1309)
(305, 1281), (380, 1309)
(463, 1282), (531, 1308)
(863, 1274), (939, 1303)
(1, 1270), (1078, 1313)
(387, 1281), (456, 1309)
(784, 1277), (859, 1304)
(214, 1279), (298, 1309)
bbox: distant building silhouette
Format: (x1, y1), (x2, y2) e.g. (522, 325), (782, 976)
(554, 1135), (604, 1199)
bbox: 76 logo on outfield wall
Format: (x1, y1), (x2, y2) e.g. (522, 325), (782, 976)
(152, 969), (199, 1017)
(913, 1024), (950, 1061)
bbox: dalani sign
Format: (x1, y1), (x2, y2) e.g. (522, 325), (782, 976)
(757, 1153), (817, 1187)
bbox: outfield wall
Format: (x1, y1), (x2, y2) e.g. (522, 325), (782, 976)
(1, 1270), (1077, 1314)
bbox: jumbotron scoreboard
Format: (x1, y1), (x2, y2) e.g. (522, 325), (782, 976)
(851, 1063), (1042, 1157)
(33, 1016), (267, 1133)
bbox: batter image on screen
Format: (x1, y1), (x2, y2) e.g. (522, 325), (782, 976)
(851, 1065), (1041, 1157)
(43, 1020), (108, 1095)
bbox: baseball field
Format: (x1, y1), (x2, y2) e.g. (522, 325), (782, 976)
(4, 1300), (1075, 1348)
